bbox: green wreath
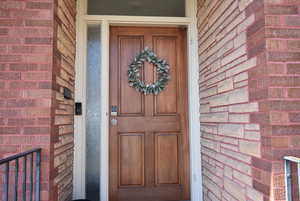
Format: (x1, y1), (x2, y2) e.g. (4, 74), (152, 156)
(128, 47), (170, 95)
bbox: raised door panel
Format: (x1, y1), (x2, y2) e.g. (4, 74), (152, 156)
(155, 133), (180, 185)
(119, 134), (145, 186)
(154, 37), (178, 115)
(119, 37), (144, 116)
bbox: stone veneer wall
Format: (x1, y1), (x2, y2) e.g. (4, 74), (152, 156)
(198, 0), (300, 200)
(198, 0), (265, 200)
(0, 0), (75, 200)
(51, 0), (76, 200)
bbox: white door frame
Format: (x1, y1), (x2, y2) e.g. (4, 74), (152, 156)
(73, 1), (202, 200)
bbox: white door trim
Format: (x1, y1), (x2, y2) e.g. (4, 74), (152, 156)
(73, 0), (87, 198)
(73, 1), (202, 200)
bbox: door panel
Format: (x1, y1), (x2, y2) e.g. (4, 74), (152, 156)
(110, 26), (189, 201)
(117, 116), (181, 132)
(153, 37), (178, 115)
(119, 134), (145, 186)
(119, 37), (144, 115)
(155, 133), (180, 185)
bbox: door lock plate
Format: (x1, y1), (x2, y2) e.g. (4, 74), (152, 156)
(111, 106), (118, 116)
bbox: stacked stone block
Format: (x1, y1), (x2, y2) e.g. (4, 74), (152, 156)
(198, 0), (264, 200)
(51, 0), (76, 200)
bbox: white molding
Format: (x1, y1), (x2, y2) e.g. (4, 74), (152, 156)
(84, 15), (192, 25)
(100, 20), (110, 201)
(186, 0), (203, 201)
(73, 0), (87, 198)
(73, 0), (203, 200)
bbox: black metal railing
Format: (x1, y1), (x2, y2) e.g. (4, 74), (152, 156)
(0, 148), (41, 201)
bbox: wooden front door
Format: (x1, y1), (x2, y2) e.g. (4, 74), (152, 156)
(109, 27), (189, 201)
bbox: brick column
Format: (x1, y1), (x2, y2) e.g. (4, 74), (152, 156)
(0, 1), (54, 200)
(263, 1), (300, 200)
(0, 0), (76, 201)
(248, 0), (300, 200)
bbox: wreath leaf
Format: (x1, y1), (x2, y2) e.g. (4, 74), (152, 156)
(128, 47), (170, 95)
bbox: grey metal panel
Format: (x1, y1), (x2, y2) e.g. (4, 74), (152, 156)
(285, 159), (292, 201)
(86, 25), (102, 201)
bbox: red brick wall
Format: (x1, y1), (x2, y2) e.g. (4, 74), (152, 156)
(263, 0), (300, 200)
(0, 1), (53, 200)
(0, 0), (75, 200)
(247, 1), (272, 200)
(249, 0), (300, 200)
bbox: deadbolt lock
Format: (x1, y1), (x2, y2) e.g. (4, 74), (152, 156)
(111, 106), (118, 116)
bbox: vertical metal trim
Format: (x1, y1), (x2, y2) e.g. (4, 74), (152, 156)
(3, 162), (9, 201)
(35, 151), (41, 201)
(297, 163), (300, 201)
(14, 159), (19, 201)
(285, 160), (292, 201)
(29, 153), (34, 201)
(23, 156), (27, 201)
